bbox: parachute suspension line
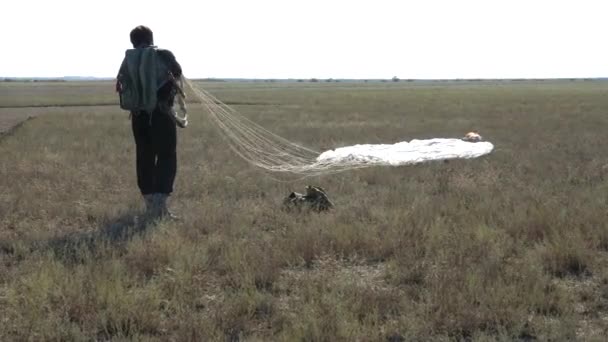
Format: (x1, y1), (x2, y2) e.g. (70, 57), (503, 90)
(182, 78), (372, 177)
(180, 78), (495, 178)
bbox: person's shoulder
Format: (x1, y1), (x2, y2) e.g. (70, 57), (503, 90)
(156, 48), (177, 59)
(156, 48), (182, 75)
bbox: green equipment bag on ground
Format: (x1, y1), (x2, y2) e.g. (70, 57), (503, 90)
(116, 47), (171, 113)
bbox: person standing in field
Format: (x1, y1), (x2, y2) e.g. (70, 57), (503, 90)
(116, 25), (185, 219)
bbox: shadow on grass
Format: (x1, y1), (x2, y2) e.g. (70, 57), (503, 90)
(41, 211), (160, 263)
(0, 211), (163, 265)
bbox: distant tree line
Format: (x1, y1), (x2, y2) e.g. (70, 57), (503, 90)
(1, 78), (66, 82)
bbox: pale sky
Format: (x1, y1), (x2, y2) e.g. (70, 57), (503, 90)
(1, 0), (606, 79)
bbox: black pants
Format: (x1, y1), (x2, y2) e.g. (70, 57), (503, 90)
(132, 109), (177, 195)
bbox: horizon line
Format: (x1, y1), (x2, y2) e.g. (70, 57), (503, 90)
(2, 76), (608, 81)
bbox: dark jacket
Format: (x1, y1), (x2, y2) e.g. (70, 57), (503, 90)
(155, 48), (182, 108)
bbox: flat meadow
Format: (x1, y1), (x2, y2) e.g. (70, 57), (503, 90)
(1, 79), (608, 340)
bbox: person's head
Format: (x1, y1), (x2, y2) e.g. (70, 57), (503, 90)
(130, 25), (154, 48)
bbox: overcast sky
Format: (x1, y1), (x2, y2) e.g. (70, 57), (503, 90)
(1, 0), (606, 79)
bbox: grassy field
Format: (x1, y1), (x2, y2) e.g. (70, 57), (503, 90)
(1, 80), (608, 340)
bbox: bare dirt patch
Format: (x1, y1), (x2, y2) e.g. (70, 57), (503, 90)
(0, 108), (37, 137)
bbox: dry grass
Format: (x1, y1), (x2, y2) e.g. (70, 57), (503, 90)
(1, 80), (608, 340)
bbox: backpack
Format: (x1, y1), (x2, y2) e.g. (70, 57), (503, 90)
(116, 47), (171, 113)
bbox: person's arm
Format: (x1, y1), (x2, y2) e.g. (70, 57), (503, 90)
(158, 49), (182, 78)
(116, 58), (128, 92)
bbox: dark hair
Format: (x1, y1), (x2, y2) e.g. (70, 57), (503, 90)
(130, 25), (154, 47)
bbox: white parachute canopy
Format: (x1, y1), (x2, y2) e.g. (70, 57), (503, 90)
(318, 139), (494, 166)
(183, 78), (494, 177)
